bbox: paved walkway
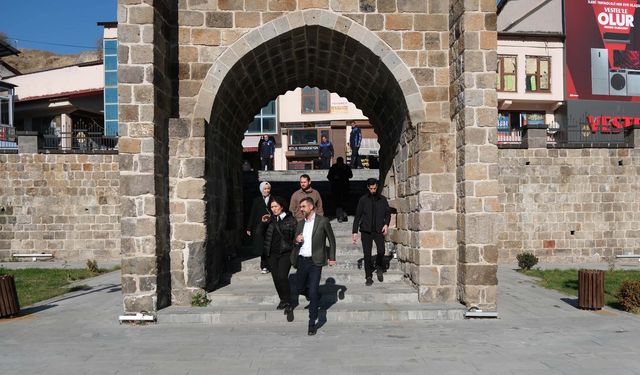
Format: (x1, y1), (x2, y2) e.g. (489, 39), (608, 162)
(1, 265), (639, 375)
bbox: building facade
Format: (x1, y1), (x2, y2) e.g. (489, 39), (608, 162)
(242, 87), (379, 170)
(496, 0), (640, 262)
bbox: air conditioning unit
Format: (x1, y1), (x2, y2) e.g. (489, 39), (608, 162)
(610, 69), (628, 96)
(626, 69), (640, 96)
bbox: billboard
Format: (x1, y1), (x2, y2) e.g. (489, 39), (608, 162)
(566, 0), (640, 101)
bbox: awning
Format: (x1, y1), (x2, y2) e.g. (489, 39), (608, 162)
(358, 138), (380, 156)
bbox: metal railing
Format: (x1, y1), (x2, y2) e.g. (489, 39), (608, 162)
(41, 130), (118, 153)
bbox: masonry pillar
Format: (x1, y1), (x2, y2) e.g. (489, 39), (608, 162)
(168, 118), (207, 305)
(119, 0), (176, 313)
(451, 0), (499, 310)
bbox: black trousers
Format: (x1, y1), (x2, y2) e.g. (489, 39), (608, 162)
(261, 158), (273, 171)
(268, 252), (291, 304)
(320, 156), (331, 169)
(350, 147), (361, 168)
(295, 256), (322, 324)
(361, 231), (385, 279)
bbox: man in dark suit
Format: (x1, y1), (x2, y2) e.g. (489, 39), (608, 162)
(291, 197), (336, 336)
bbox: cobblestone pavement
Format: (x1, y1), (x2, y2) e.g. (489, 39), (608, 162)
(1, 265), (639, 375)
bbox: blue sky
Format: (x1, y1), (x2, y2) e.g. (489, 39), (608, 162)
(0, 0), (117, 54)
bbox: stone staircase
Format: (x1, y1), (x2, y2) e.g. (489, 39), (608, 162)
(159, 218), (465, 324)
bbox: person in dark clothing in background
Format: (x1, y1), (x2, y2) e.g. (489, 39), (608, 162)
(257, 195), (297, 322)
(327, 157), (352, 222)
(352, 178), (391, 286)
(318, 135), (334, 169)
(247, 181), (274, 274)
(258, 134), (275, 171)
(349, 122), (362, 169)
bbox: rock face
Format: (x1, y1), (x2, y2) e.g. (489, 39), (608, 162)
(3, 49), (101, 74)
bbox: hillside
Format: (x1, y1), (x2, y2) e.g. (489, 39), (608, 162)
(3, 49), (101, 74)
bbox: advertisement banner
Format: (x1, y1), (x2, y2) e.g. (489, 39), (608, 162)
(566, 0), (640, 101)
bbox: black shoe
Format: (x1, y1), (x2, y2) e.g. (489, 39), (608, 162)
(365, 277), (373, 286)
(276, 301), (286, 310)
(285, 305), (294, 322)
(308, 324), (317, 336)
(377, 269), (384, 282)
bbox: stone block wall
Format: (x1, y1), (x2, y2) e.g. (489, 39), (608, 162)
(498, 148), (640, 263)
(0, 154), (120, 261)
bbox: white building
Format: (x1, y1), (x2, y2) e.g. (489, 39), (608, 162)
(242, 87), (380, 170)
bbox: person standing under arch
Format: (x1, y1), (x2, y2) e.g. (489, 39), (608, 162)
(327, 157), (352, 222)
(349, 122), (362, 169)
(289, 174), (324, 220)
(319, 135), (334, 169)
(352, 178), (391, 286)
(292, 197), (336, 335)
(246, 181), (274, 274)
(258, 134), (275, 171)
(257, 196), (297, 322)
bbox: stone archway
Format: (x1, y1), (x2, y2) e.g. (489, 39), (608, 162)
(118, 1), (499, 314)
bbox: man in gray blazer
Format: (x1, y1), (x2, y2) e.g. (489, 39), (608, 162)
(291, 196), (336, 336)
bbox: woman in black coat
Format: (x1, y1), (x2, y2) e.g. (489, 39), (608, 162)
(258, 196), (297, 321)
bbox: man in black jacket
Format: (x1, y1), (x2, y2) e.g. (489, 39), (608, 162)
(352, 178), (391, 286)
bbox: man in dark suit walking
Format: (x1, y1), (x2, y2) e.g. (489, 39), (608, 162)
(291, 197), (336, 336)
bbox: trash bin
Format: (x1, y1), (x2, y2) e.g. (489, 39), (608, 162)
(0, 275), (20, 318)
(578, 269), (604, 310)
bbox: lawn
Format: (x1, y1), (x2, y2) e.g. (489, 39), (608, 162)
(0, 267), (117, 307)
(522, 268), (640, 310)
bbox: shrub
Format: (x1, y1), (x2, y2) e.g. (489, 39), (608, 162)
(517, 252), (539, 270)
(616, 280), (640, 313)
(86, 259), (99, 274)
(191, 290), (211, 307)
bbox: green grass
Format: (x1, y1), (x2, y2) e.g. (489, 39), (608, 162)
(522, 268), (640, 310)
(0, 267), (118, 307)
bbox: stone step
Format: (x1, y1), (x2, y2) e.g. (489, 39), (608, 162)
(209, 283), (418, 305)
(240, 258), (401, 271)
(158, 303), (465, 324)
(225, 270), (406, 284)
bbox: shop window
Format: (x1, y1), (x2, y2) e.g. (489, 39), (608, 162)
(525, 56), (550, 92)
(245, 100), (278, 135)
(301, 86), (330, 113)
(289, 128), (319, 145)
(497, 55), (517, 92)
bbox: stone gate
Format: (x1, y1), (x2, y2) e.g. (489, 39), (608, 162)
(117, 0), (498, 313)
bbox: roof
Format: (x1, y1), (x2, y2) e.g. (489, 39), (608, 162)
(0, 81), (17, 89)
(0, 39), (20, 58)
(0, 60), (21, 76)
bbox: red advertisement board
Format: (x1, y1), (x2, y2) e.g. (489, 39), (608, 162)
(566, 0), (640, 101)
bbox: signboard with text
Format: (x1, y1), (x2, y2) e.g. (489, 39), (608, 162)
(566, 0), (640, 101)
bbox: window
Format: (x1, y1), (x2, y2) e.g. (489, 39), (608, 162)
(497, 55), (516, 92)
(288, 128), (330, 145)
(301, 86), (330, 113)
(525, 56), (550, 92)
(103, 39), (118, 136)
(245, 100), (277, 135)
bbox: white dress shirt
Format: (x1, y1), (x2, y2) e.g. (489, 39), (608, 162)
(299, 213), (315, 257)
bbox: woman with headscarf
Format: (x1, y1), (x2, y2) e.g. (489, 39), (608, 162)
(246, 181), (274, 274)
(257, 195), (297, 321)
